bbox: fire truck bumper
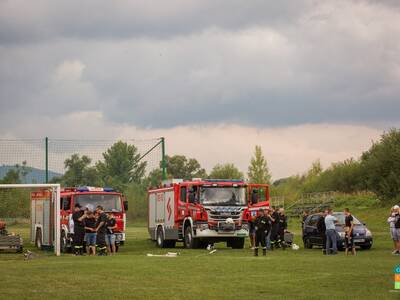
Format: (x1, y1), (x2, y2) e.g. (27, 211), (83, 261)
(195, 228), (249, 238)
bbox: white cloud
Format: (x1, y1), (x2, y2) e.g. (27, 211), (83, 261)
(54, 60), (86, 82)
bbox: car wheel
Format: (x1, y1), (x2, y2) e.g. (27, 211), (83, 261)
(304, 238), (312, 249)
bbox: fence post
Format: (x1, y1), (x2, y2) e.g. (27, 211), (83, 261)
(161, 137), (167, 180)
(45, 137), (48, 183)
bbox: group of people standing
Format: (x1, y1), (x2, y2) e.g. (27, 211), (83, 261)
(72, 204), (118, 256)
(249, 206), (287, 256)
(302, 208), (358, 255)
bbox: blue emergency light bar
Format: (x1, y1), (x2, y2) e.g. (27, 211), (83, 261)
(203, 179), (244, 183)
(76, 186), (114, 192)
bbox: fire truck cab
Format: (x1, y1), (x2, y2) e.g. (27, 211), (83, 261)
(148, 179), (269, 249)
(58, 186), (128, 253)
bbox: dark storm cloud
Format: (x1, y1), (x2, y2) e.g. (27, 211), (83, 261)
(0, 0), (399, 134)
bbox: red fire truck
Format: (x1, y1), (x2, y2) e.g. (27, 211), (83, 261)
(44, 186), (128, 253)
(148, 179), (269, 249)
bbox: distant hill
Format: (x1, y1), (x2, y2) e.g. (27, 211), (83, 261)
(0, 165), (62, 183)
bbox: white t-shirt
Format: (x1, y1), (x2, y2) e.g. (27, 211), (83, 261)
(324, 214), (337, 230)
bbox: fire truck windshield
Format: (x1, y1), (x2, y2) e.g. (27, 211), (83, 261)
(200, 186), (246, 206)
(74, 194), (122, 212)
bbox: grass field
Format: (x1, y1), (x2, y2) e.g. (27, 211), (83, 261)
(1, 206), (399, 300)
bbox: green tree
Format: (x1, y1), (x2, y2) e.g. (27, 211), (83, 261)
(0, 169), (21, 184)
(143, 168), (163, 188)
(209, 163), (243, 179)
(247, 145), (271, 184)
(0, 161), (31, 184)
(307, 159), (323, 177)
(164, 155), (207, 180)
(60, 154), (100, 187)
(96, 141), (147, 191)
(361, 129), (400, 200)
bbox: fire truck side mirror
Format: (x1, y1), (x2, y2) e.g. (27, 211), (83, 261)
(123, 200), (129, 211)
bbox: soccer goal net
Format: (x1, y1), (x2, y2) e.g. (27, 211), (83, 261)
(0, 184), (61, 256)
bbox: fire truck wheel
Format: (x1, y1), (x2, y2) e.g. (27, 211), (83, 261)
(60, 231), (67, 253)
(156, 226), (165, 248)
(35, 228), (42, 249)
(184, 226), (200, 249)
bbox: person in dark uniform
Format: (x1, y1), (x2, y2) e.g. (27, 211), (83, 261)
(301, 210), (309, 235)
(251, 189), (259, 205)
(269, 206), (279, 250)
(253, 208), (271, 256)
(248, 189), (259, 249)
(317, 210), (327, 254)
(277, 208), (288, 250)
(249, 215), (256, 249)
(95, 205), (108, 256)
(344, 208), (356, 256)
(72, 203), (85, 256)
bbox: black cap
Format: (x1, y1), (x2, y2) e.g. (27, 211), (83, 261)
(74, 203), (81, 208)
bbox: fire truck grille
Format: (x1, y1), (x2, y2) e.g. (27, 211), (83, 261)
(208, 211), (242, 221)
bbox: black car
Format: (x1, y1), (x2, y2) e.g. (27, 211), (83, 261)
(302, 212), (373, 250)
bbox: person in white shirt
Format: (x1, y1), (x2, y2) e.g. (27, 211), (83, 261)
(324, 208), (338, 255)
(388, 205), (400, 255)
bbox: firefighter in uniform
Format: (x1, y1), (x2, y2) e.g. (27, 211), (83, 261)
(277, 208), (288, 250)
(95, 205), (108, 256)
(253, 208), (271, 256)
(269, 206), (279, 250)
(72, 203), (85, 255)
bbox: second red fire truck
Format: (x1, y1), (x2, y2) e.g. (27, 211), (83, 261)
(148, 179), (269, 249)
(32, 186), (128, 252)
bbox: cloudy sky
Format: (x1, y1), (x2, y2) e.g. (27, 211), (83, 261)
(0, 0), (399, 179)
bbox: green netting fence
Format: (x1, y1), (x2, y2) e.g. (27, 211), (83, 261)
(0, 137), (166, 184)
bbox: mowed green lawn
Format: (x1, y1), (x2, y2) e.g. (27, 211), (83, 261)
(1, 209), (399, 300)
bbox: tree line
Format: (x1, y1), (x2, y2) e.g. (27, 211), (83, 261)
(1, 128), (399, 219)
(0, 142), (272, 219)
(272, 128), (400, 204)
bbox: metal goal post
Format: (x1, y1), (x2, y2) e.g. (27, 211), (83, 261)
(0, 183), (61, 256)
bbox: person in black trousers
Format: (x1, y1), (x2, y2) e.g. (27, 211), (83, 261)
(253, 208), (271, 256)
(72, 203), (85, 256)
(270, 206), (279, 250)
(277, 208), (288, 250)
(95, 205), (108, 256)
(317, 210), (327, 254)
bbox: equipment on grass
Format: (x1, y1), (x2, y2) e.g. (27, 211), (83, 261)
(0, 219), (23, 253)
(147, 252), (179, 257)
